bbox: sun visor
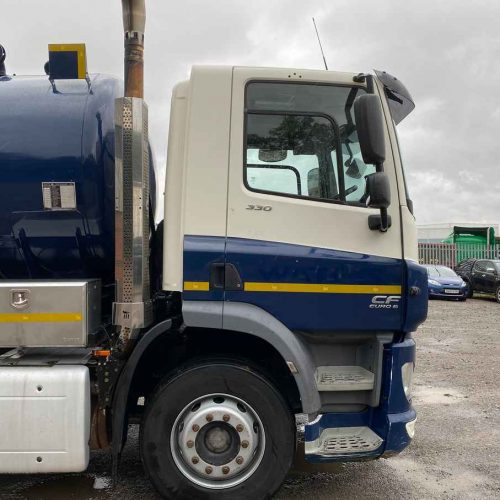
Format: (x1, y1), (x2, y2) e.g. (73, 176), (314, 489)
(374, 70), (415, 125)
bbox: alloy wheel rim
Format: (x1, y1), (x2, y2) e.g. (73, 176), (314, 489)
(170, 393), (266, 489)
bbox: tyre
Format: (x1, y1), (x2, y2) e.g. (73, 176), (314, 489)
(140, 361), (295, 500)
(464, 282), (473, 298)
(496, 286), (500, 304)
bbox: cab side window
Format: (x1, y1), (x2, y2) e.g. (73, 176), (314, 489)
(246, 114), (340, 201)
(244, 82), (375, 205)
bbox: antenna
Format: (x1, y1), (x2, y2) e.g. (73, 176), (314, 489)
(312, 17), (328, 70)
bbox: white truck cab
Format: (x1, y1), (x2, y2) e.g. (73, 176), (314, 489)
(0, 4), (427, 498)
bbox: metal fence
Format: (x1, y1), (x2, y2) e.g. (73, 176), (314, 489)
(418, 243), (500, 268)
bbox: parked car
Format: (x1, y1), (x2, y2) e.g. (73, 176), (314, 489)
(424, 264), (468, 300)
(455, 259), (500, 303)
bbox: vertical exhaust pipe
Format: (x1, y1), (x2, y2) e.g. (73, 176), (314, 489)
(121, 0), (145, 98)
(113, 0), (152, 346)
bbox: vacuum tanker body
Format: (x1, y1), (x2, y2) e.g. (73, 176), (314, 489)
(0, 75), (155, 295)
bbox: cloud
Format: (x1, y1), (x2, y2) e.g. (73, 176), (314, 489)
(2, 0), (499, 225)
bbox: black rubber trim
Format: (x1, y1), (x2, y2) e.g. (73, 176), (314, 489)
(111, 318), (173, 480)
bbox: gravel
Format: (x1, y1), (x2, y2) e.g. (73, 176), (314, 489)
(1, 297), (499, 499)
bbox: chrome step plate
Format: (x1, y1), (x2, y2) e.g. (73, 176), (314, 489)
(305, 427), (383, 456)
(315, 366), (375, 391)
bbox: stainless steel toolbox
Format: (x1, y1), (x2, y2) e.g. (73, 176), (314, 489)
(0, 280), (101, 347)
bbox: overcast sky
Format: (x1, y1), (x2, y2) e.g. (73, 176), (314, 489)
(2, 0), (499, 224)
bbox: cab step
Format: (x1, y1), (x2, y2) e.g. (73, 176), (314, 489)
(315, 366), (374, 391)
(305, 426), (383, 456)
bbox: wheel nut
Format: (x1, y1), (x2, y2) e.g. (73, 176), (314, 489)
(206, 414), (213, 422)
(192, 456), (199, 464)
(192, 424), (200, 432)
(222, 466), (230, 475)
(241, 440), (249, 449)
(223, 414), (230, 422)
(236, 456), (244, 465)
(236, 424), (244, 432)
(205, 466), (213, 474)
(187, 440), (194, 448)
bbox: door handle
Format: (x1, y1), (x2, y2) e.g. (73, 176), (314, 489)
(209, 263), (244, 291)
(209, 263), (225, 290)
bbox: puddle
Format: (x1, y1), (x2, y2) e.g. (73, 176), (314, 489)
(21, 475), (110, 500)
(414, 386), (465, 405)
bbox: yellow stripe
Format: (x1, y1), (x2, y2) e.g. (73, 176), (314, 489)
(48, 43), (87, 79)
(244, 283), (402, 294)
(184, 281), (210, 291)
(183, 280), (401, 294)
(0, 313), (82, 323)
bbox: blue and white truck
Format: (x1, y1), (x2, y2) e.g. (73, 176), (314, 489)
(0, 1), (427, 498)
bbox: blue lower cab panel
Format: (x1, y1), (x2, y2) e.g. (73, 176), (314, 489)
(183, 235), (226, 301)
(402, 260), (428, 332)
(304, 338), (416, 462)
(226, 237), (403, 332)
(183, 235), (404, 332)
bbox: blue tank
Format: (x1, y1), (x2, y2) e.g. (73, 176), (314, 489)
(0, 74), (155, 285)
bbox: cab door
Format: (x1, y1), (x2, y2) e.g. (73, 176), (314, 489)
(224, 68), (404, 333)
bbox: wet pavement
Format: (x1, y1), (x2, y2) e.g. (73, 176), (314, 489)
(1, 297), (500, 499)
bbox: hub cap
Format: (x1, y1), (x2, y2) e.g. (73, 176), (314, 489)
(170, 393), (266, 489)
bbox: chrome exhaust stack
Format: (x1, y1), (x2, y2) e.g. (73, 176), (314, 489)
(121, 0), (145, 98)
(113, 0), (152, 344)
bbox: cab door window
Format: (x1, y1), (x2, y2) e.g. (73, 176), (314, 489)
(245, 113), (341, 201)
(244, 82), (375, 205)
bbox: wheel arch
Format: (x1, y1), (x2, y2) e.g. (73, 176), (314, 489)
(111, 303), (320, 466)
(183, 300), (321, 414)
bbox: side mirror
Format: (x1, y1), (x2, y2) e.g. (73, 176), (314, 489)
(353, 94), (385, 166)
(365, 172), (390, 209)
(365, 172), (391, 232)
(354, 94), (391, 232)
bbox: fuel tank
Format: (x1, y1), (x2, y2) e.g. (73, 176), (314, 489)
(0, 74), (155, 285)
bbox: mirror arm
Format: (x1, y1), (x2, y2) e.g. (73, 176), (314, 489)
(375, 161), (388, 231)
(380, 207), (389, 232)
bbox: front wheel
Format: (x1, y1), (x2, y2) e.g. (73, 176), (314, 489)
(140, 362), (295, 500)
(464, 282), (473, 298)
(496, 286), (500, 303)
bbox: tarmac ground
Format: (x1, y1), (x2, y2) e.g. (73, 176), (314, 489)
(1, 296), (499, 499)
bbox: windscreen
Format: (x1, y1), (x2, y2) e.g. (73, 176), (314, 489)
(427, 266), (458, 278)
